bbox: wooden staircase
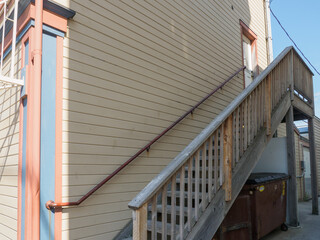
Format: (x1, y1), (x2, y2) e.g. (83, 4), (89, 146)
(127, 47), (314, 240)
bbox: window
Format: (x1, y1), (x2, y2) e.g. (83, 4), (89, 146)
(240, 20), (258, 88)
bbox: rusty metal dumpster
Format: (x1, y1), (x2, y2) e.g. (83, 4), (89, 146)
(214, 173), (288, 240)
(214, 194), (252, 240)
(243, 173), (289, 240)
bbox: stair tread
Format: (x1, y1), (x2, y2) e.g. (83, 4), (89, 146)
(148, 204), (195, 214)
(184, 166), (211, 171)
(147, 220), (179, 235)
(167, 190), (208, 199)
(176, 178), (209, 184)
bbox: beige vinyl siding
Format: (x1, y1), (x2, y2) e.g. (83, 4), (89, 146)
(314, 117), (320, 193)
(0, 43), (22, 240)
(277, 123), (287, 137)
(58, 0), (269, 238)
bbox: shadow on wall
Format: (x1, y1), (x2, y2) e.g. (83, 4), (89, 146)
(0, 86), (20, 180)
(62, 0), (252, 239)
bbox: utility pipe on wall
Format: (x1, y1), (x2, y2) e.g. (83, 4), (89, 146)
(29, 0), (43, 239)
(264, 0), (273, 64)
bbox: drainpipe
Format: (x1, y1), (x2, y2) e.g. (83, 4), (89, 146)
(30, 0), (43, 239)
(264, 0), (273, 64)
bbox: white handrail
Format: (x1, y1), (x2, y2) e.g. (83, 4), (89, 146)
(0, 0), (24, 88)
(0, 0), (6, 75)
(10, 0), (19, 79)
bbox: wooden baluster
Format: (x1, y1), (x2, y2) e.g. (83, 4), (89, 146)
(248, 94), (251, 144)
(272, 68), (278, 108)
(260, 84), (263, 129)
(265, 74), (272, 135)
(277, 66), (280, 103)
(132, 203), (147, 240)
(223, 115), (233, 201)
(195, 150), (200, 221)
(235, 108), (240, 163)
(251, 91), (254, 140)
(258, 85), (261, 131)
(220, 125), (224, 186)
(271, 71), (275, 109)
(252, 88), (258, 138)
(214, 131), (219, 193)
(282, 60), (286, 96)
(275, 67), (278, 105)
(162, 185), (167, 240)
(180, 167), (185, 239)
(275, 66), (278, 104)
(261, 85), (264, 130)
(187, 158), (192, 231)
(275, 68), (278, 106)
(171, 175), (176, 239)
(251, 94), (254, 141)
(260, 85), (263, 129)
(261, 80), (264, 128)
(232, 112), (236, 167)
(202, 144), (207, 211)
(253, 88), (258, 136)
(151, 195), (157, 240)
(208, 136), (213, 200)
(239, 102), (244, 157)
(278, 65), (281, 103)
(289, 49), (294, 100)
(243, 98), (248, 151)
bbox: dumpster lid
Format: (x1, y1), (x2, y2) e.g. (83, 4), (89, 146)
(246, 173), (289, 184)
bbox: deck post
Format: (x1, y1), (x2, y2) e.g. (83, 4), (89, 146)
(132, 203), (147, 240)
(308, 117), (319, 215)
(286, 105), (299, 226)
(223, 115), (233, 201)
(289, 49), (294, 101)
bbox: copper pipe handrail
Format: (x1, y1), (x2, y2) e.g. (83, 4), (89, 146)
(46, 66), (245, 210)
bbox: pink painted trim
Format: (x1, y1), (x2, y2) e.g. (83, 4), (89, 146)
(43, 9), (68, 33)
(24, 26), (35, 240)
(239, 20), (259, 88)
(7, 2), (67, 238)
(18, 99), (23, 240)
(29, 0), (43, 238)
(1, 3), (68, 61)
(54, 35), (63, 240)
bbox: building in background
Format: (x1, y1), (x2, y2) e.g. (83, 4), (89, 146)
(296, 118), (320, 199)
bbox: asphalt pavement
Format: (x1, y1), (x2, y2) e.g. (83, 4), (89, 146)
(262, 198), (320, 240)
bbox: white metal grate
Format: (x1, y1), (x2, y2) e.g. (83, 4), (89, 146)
(0, 0), (24, 89)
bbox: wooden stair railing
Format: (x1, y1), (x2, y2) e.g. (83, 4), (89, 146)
(128, 47), (295, 240)
(46, 65), (245, 210)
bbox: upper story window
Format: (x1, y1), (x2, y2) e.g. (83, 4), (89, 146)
(240, 20), (258, 88)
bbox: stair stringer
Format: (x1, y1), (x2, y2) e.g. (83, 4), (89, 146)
(186, 92), (292, 240)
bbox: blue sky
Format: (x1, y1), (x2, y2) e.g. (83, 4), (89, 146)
(270, 0), (320, 118)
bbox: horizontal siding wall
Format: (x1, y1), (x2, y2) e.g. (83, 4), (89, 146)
(277, 123), (287, 137)
(0, 43), (21, 240)
(58, 0), (269, 239)
(314, 117), (320, 193)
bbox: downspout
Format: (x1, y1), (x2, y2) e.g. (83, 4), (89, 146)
(30, 0), (43, 239)
(264, 0), (273, 64)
